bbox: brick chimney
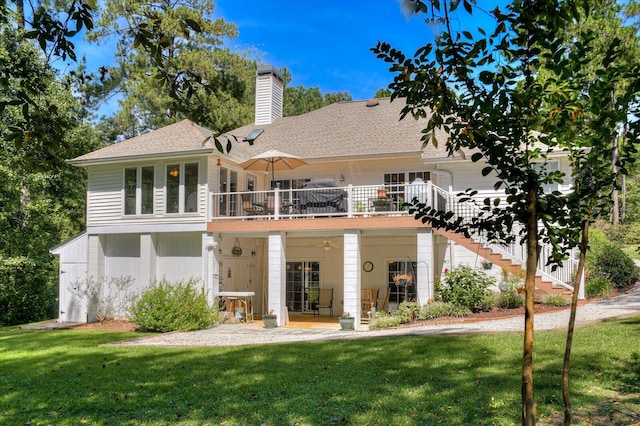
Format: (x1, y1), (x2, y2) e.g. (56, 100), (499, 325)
(255, 65), (283, 125)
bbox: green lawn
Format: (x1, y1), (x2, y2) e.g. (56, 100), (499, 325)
(1, 318), (639, 425)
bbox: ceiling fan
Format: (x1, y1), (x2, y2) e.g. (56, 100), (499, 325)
(316, 239), (341, 251)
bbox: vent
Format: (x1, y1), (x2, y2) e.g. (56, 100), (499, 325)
(366, 99), (380, 107)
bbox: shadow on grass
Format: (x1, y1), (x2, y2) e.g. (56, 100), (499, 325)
(1, 317), (639, 425)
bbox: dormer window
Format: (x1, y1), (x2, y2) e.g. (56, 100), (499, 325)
(165, 162), (199, 214)
(124, 166), (154, 216)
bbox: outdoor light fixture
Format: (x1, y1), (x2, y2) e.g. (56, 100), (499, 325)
(216, 158), (221, 166)
(339, 174), (345, 183)
(169, 168), (179, 177)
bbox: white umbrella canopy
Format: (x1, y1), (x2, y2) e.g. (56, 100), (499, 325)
(239, 149), (307, 186)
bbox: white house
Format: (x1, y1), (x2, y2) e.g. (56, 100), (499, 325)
(51, 65), (576, 326)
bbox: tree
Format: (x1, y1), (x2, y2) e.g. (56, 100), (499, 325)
(374, 88), (392, 98)
(281, 67), (352, 117)
(0, 25), (103, 325)
(374, 0), (640, 423)
(87, 0), (257, 137)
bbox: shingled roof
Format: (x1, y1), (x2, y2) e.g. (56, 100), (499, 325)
(69, 98), (454, 166)
(69, 120), (218, 166)
(226, 97), (449, 161)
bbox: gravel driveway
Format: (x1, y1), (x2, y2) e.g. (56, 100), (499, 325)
(109, 285), (640, 347)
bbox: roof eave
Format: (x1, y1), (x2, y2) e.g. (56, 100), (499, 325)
(68, 148), (216, 167)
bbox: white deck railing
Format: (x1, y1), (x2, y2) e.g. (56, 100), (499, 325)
(430, 185), (576, 290)
(210, 181), (576, 290)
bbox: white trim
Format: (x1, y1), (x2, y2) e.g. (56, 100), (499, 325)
(87, 223), (207, 234)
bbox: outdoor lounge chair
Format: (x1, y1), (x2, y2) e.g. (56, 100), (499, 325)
(376, 289), (390, 312)
(241, 193), (264, 216)
(314, 288), (334, 317)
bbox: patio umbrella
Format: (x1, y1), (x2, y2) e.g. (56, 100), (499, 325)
(239, 149), (307, 186)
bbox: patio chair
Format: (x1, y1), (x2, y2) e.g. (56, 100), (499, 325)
(376, 289), (390, 312)
(266, 194), (275, 214)
(241, 193), (263, 216)
(314, 288), (334, 317)
(361, 289), (377, 315)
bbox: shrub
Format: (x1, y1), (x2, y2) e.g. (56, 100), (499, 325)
(396, 301), (421, 324)
(586, 236), (639, 290)
(437, 265), (495, 312)
(129, 279), (217, 332)
(0, 256), (56, 326)
(586, 277), (613, 299)
(369, 311), (401, 329)
(496, 290), (524, 309)
(478, 292), (497, 312)
(418, 301), (471, 320)
(540, 294), (570, 307)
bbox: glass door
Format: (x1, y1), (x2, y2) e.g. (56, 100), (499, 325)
(387, 259), (417, 304)
(286, 261), (320, 313)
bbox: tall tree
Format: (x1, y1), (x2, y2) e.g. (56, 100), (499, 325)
(87, 0), (256, 137)
(281, 67), (352, 117)
(0, 25), (103, 325)
(374, 0), (640, 423)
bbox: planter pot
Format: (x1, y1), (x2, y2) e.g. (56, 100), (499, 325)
(263, 315), (277, 328)
(339, 317), (355, 331)
(377, 189), (388, 199)
(483, 262), (493, 270)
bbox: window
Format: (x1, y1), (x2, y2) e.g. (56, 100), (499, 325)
(217, 167), (239, 216)
(533, 161), (560, 193)
(384, 171), (431, 206)
(273, 178), (311, 204)
(124, 166), (155, 215)
(165, 162), (199, 214)
(387, 259), (417, 304)
(286, 261), (320, 313)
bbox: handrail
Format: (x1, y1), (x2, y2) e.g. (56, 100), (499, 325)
(429, 184), (575, 290)
(209, 181), (575, 291)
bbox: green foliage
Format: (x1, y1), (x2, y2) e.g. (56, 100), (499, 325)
(369, 310), (401, 329)
(437, 266), (495, 312)
(0, 256), (56, 325)
(129, 279), (217, 332)
(497, 290), (525, 309)
(395, 301), (421, 323)
(585, 277), (613, 299)
(540, 294), (570, 307)
(417, 301), (471, 320)
(5, 317), (638, 425)
(586, 235), (639, 289)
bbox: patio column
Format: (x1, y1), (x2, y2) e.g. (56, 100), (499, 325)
(139, 233), (157, 289)
(268, 231), (287, 325)
(417, 228), (435, 304)
(203, 233), (219, 306)
(343, 230), (361, 326)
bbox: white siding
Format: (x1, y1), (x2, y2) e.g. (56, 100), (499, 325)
(87, 166), (122, 225)
(156, 232), (203, 283)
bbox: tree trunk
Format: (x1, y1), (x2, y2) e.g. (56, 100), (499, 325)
(562, 220), (589, 425)
(522, 182), (538, 425)
(611, 90), (619, 225)
(16, 0), (25, 29)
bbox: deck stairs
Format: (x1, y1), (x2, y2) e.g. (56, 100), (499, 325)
(429, 184), (577, 296)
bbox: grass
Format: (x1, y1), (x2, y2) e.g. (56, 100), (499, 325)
(1, 318), (639, 425)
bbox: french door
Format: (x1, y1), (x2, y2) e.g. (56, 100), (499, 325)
(286, 261), (320, 313)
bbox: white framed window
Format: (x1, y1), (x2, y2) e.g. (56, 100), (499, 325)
(532, 160), (560, 193)
(165, 162), (199, 214)
(123, 165), (155, 216)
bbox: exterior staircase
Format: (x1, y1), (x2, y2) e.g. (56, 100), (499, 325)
(428, 183), (578, 297)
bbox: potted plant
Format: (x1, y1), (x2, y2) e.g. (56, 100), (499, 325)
(339, 312), (355, 331)
(262, 309), (277, 328)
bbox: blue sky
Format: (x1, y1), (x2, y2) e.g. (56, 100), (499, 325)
(215, 1), (505, 100)
(70, 1), (506, 115)
(215, 0), (432, 100)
